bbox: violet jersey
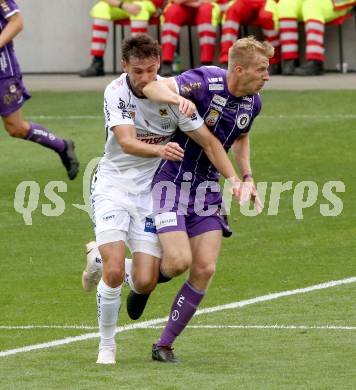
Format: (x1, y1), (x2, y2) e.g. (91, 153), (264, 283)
(153, 66), (262, 187)
(0, 0), (22, 79)
(97, 74), (204, 193)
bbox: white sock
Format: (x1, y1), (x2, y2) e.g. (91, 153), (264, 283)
(124, 257), (139, 293)
(96, 279), (122, 347)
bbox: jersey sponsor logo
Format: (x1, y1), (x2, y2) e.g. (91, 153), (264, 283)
(121, 111), (131, 120)
(205, 109), (220, 126)
(140, 135), (170, 145)
(212, 94), (227, 107)
(243, 96), (253, 102)
(159, 108), (168, 117)
(3, 85), (22, 105)
(208, 77), (223, 83)
(0, 52), (8, 72)
(209, 102), (223, 112)
(0, 1), (10, 13)
(236, 113), (250, 129)
(208, 83), (224, 91)
(102, 213), (115, 222)
(239, 103), (251, 110)
(225, 101), (239, 111)
(155, 212), (178, 229)
(118, 97), (131, 120)
(181, 82), (202, 95)
(118, 97), (125, 110)
(144, 217), (157, 233)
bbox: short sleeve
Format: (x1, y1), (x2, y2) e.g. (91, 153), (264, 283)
(0, 0), (19, 19)
(174, 68), (207, 102)
(177, 110), (204, 133)
(103, 82), (134, 131)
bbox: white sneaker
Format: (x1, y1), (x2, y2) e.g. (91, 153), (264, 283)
(82, 241), (103, 292)
(96, 344), (116, 364)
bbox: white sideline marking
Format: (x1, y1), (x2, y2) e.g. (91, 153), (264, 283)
(0, 276), (355, 358)
(1, 324), (355, 331)
(0, 325), (98, 330)
(148, 325), (356, 331)
(27, 114), (356, 121)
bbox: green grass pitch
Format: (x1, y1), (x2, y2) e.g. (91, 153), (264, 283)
(0, 90), (355, 389)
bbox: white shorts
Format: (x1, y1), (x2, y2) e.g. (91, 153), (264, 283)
(91, 175), (162, 258)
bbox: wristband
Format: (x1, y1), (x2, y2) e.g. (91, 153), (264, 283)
(242, 173), (253, 181)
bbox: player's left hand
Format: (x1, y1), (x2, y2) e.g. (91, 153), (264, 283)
(159, 142), (184, 161)
(230, 179), (263, 214)
(178, 96), (197, 118)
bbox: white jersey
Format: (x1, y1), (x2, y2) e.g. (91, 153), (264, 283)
(97, 74), (204, 193)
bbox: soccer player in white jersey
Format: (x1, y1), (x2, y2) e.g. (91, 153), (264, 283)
(91, 34), (241, 364)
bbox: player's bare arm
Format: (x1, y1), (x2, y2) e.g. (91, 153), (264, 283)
(113, 124), (184, 161)
(186, 124), (240, 182)
(143, 78), (197, 117)
(0, 12), (23, 48)
(231, 134), (263, 212)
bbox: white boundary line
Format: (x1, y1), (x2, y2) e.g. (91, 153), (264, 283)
(27, 114), (356, 121)
(1, 276), (355, 358)
(150, 325), (356, 330)
(1, 324), (355, 331)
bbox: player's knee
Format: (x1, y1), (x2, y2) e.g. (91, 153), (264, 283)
(133, 277), (156, 294)
(5, 122), (28, 138)
(163, 250), (192, 276)
(195, 262), (216, 282)
(104, 266), (125, 287)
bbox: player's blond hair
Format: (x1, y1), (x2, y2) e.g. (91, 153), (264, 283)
(228, 36), (274, 70)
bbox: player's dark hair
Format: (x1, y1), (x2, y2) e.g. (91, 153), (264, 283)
(122, 34), (161, 62)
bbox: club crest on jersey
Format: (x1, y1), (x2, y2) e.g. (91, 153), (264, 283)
(236, 113), (250, 129)
(205, 109), (219, 126)
(160, 117), (171, 130)
(130, 111), (135, 119)
(159, 108), (168, 117)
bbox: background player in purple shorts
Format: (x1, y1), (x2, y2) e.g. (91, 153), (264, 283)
(139, 36), (272, 362)
(0, 1), (79, 179)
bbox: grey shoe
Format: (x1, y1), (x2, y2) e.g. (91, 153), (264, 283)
(79, 57), (105, 77)
(59, 139), (79, 180)
(294, 60), (324, 76)
(282, 59), (298, 76)
(152, 344), (178, 363)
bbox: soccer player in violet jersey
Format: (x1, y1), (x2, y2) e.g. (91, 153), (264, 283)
(84, 34), (242, 365)
(0, 1), (79, 179)
(140, 36), (272, 362)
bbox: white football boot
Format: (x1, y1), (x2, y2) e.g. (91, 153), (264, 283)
(82, 241), (103, 292)
(96, 344), (117, 364)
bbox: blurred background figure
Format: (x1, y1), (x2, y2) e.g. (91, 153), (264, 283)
(80, 0), (163, 77)
(0, 0), (79, 180)
(160, 0), (222, 76)
(219, 0), (281, 74)
(278, 0), (356, 76)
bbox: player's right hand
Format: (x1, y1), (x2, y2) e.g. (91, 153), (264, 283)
(178, 96), (197, 118)
(159, 142), (184, 161)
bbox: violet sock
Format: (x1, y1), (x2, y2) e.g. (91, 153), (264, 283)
(157, 281), (204, 347)
(26, 122), (66, 153)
